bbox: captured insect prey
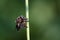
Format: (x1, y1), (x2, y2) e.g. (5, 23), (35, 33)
(15, 15), (28, 31)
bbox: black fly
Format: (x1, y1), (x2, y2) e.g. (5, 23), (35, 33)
(15, 16), (27, 31)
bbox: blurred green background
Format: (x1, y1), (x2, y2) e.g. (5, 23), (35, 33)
(30, 0), (60, 40)
(0, 0), (60, 40)
(0, 0), (26, 40)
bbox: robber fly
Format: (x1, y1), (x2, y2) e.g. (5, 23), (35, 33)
(15, 16), (28, 31)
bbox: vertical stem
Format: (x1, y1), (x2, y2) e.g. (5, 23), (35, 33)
(25, 0), (30, 40)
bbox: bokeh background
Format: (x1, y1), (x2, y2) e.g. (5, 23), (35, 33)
(0, 0), (60, 40)
(30, 0), (60, 40)
(0, 0), (26, 40)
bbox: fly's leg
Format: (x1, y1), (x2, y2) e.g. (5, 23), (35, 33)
(16, 24), (20, 31)
(23, 22), (27, 28)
